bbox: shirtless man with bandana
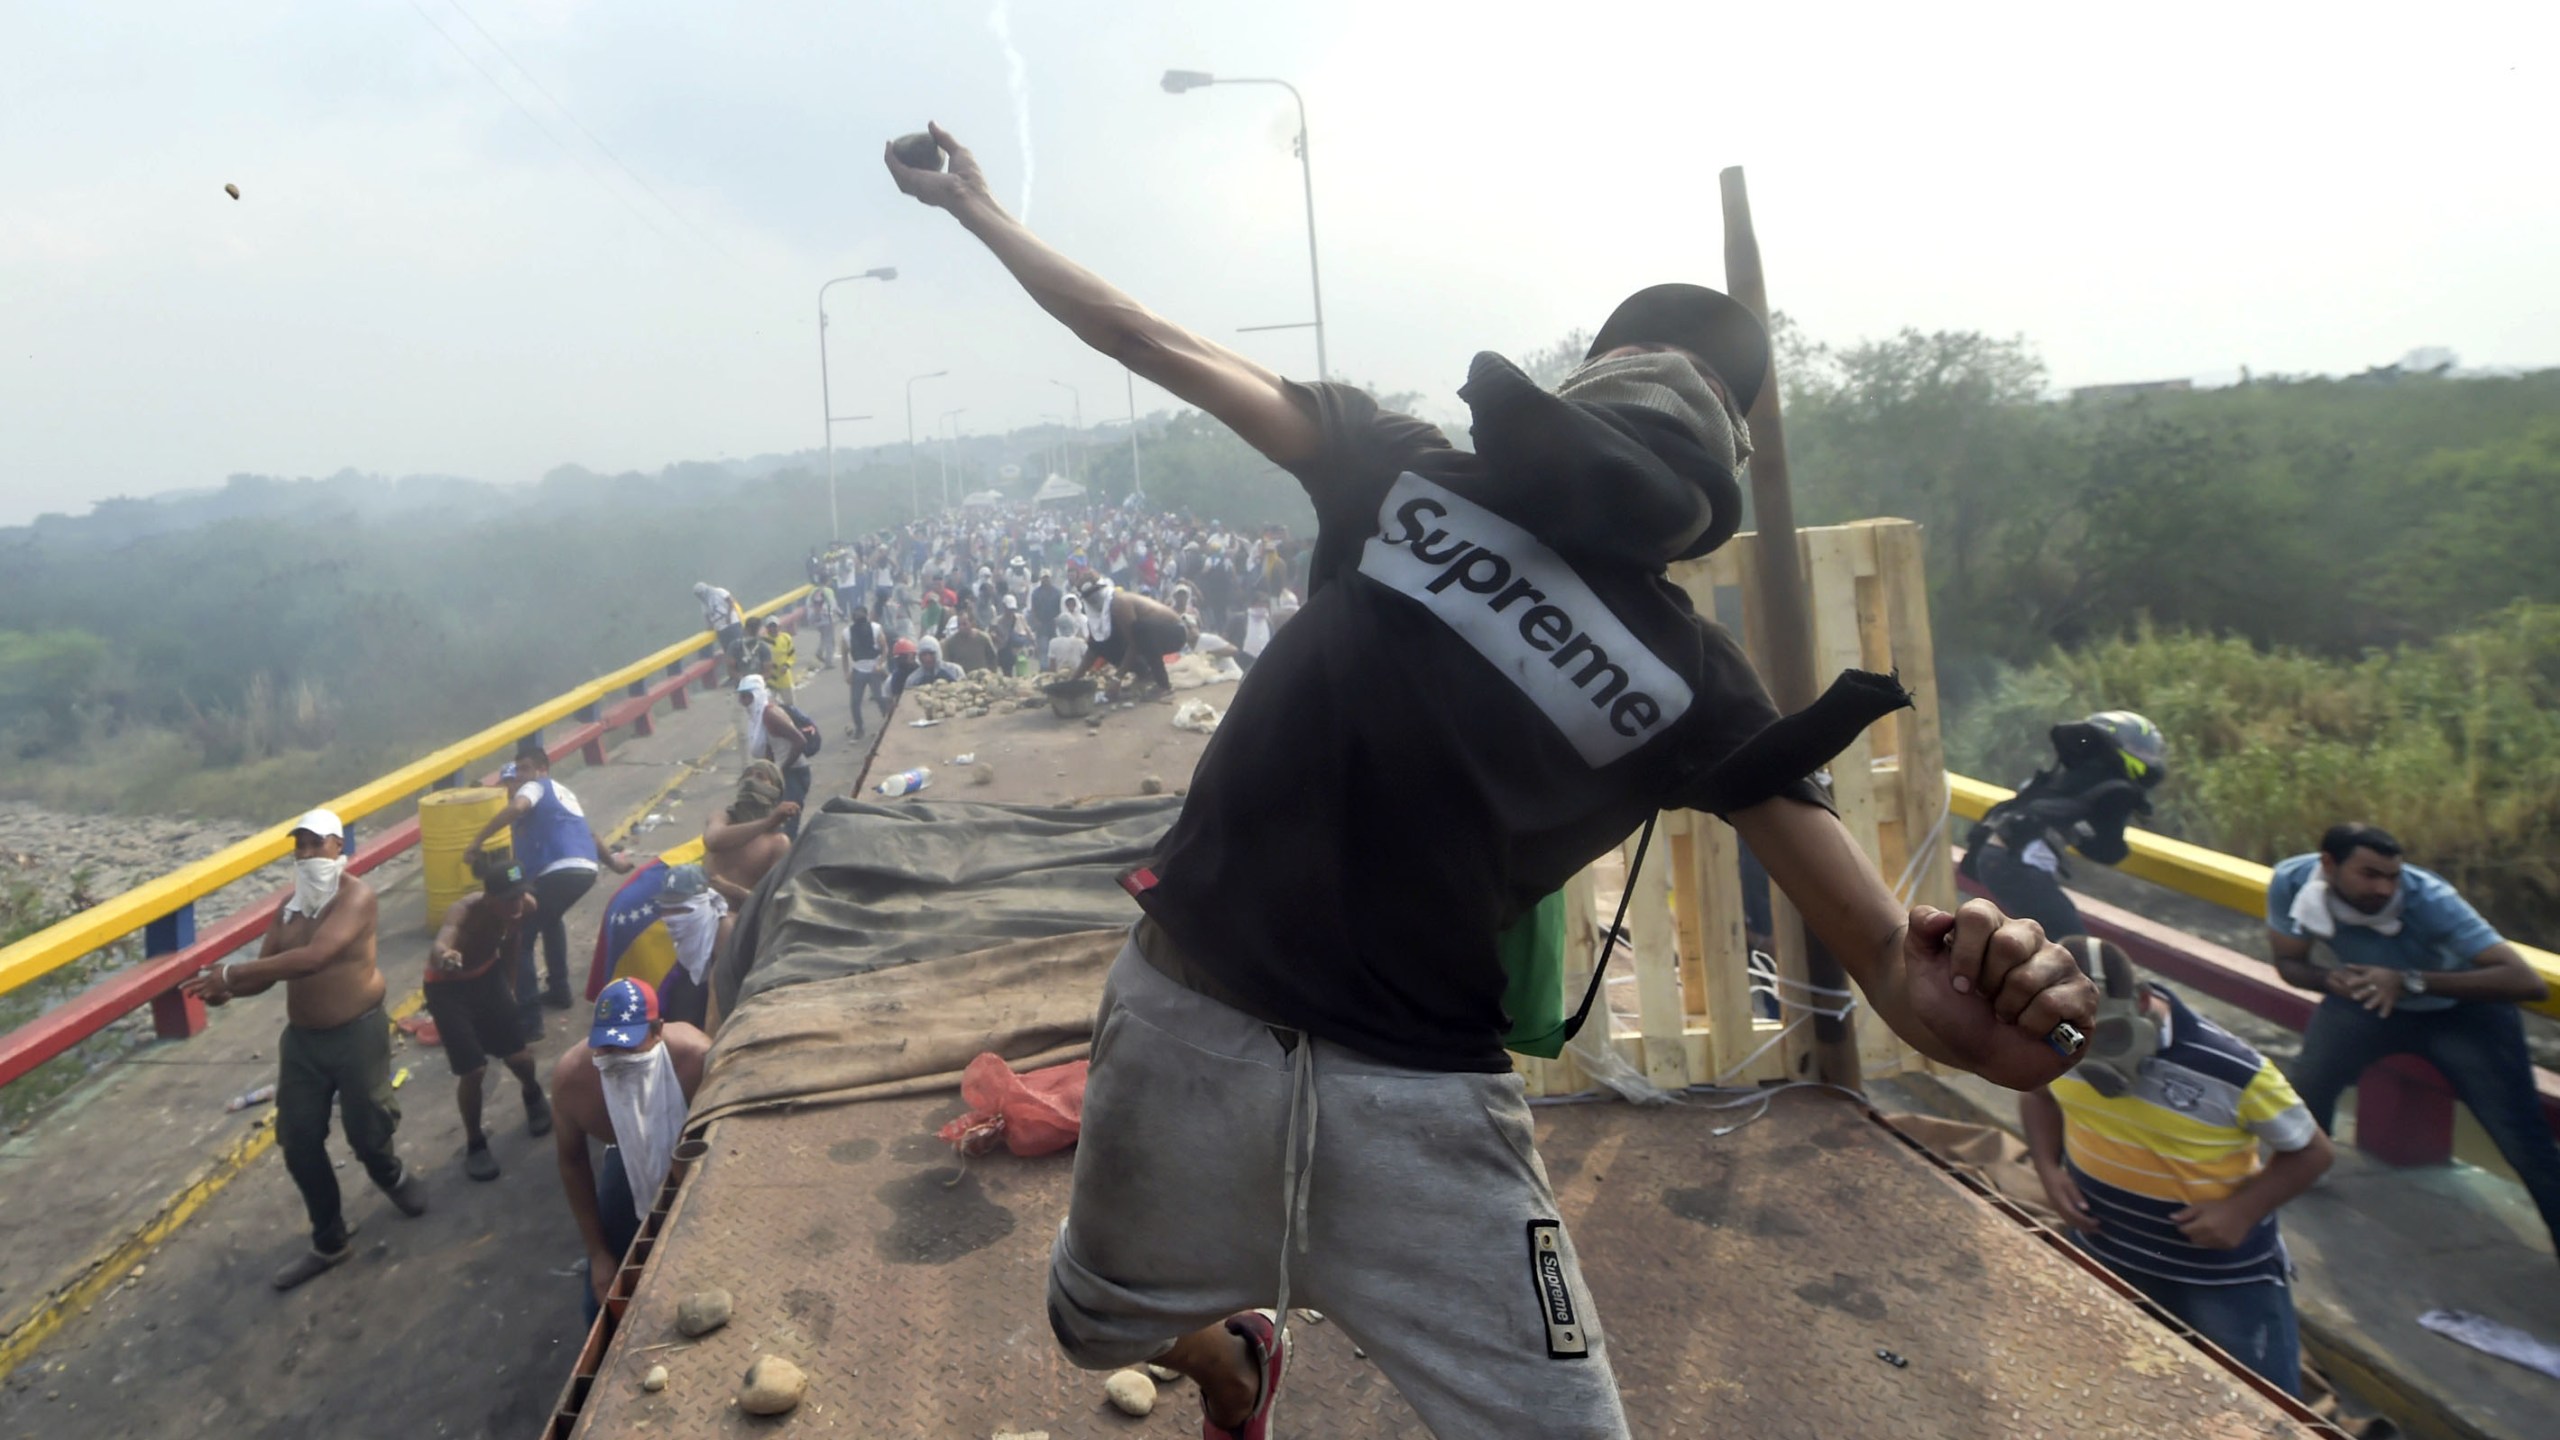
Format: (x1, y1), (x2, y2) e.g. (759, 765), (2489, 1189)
(550, 978), (712, 1319)
(183, 808), (428, 1289)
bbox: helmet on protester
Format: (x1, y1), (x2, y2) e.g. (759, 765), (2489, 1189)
(2083, 710), (2169, 783)
(892, 638), (917, 657)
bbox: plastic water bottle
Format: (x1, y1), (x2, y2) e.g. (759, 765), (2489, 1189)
(875, 767), (932, 797)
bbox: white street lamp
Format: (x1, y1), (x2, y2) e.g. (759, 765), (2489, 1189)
(939, 408), (968, 511)
(904, 370), (948, 519)
(1162, 70), (1328, 381)
(1047, 379), (1082, 482)
(818, 266), (896, 539)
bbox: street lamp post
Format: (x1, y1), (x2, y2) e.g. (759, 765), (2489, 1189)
(939, 408), (968, 511)
(818, 267), (897, 539)
(1047, 379), (1082, 482)
(1124, 367), (1144, 501)
(904, 370), (948, 519)
(1037, 415), (1068, 485)
(1162, 70), (1327, 382)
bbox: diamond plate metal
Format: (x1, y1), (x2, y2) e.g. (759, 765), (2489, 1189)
(564, 1088), (2321, 1438)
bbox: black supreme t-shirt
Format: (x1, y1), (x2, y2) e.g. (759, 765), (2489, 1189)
(1138, 383), (1814, 1072)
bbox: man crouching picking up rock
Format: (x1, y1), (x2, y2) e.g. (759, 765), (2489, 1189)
(889, 122), (2099, 1439)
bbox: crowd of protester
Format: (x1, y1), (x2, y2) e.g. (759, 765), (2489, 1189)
(792, 498), (1307, 729)
(193, 485), (2560, 1418)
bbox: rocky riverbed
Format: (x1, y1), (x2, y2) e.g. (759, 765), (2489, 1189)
(0, 801), (267, 922)
(0, 802), (294, 1127)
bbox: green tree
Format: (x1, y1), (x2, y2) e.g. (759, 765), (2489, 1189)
(2381, 424), (2560, 634)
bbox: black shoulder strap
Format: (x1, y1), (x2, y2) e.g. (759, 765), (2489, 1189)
(1559, 813), (1657, 1046)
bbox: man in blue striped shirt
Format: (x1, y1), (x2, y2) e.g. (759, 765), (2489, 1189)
(2022, 939), (2334, 1395)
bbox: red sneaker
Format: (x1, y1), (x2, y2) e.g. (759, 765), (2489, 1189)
(1203, 1309), (1286, 1440)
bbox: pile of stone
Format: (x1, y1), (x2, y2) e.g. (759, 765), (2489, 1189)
(901, 672), (1052, 722)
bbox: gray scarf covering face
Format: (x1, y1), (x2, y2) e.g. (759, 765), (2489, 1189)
(1555, 351), (1754, 471)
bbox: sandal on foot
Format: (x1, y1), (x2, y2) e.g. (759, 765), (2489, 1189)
(273, 1228), (356, 1291)
(1204, 1309), (1286, 1440)
(383, 1164), (429, 1217)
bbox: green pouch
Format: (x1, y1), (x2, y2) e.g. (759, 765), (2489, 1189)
(1499, 889), (1571, 1058)
(1501, 816), (1656, 1060)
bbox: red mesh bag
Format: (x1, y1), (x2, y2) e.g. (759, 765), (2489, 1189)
(936, 1053), (1090, 1158)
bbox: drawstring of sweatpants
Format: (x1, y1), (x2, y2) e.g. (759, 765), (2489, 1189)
(1267, 1027), (1319, 1430)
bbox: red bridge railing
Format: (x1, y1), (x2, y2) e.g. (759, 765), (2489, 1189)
(0, 592), (811, 1092)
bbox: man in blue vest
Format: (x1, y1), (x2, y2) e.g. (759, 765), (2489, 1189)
(468, 742), (635, 1038)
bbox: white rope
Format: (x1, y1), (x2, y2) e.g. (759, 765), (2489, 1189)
(1889, 780), (1956, 908)
(1701, 984), (1861, 1091)
(1684, 1079), (1875, 1135)
(1759, 973), (1856, 999)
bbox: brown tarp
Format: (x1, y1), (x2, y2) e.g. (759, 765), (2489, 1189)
(687, 928), (1118, 1133)
(1881, 1111), (2060, 1224)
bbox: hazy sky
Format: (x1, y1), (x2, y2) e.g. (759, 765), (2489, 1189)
(3, 0), (2553, 525)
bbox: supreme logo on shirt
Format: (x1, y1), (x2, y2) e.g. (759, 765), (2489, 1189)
(1359, 472), (1693, 767)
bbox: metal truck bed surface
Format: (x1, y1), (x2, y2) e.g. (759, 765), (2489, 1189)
(560, 1085), (2318, 1437)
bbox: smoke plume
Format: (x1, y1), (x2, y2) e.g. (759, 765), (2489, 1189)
(986, 1), (1034, 221)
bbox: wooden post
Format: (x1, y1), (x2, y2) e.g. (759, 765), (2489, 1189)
(1722, 164), (1861, 1090)
(1625, 828), (1688, 1089)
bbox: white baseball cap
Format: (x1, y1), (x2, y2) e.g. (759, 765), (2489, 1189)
(736, 674), (768, 695)
(290, 808), (345, 841)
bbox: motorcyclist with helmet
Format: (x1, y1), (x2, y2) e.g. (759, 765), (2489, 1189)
(1962, 710), (2168, 942)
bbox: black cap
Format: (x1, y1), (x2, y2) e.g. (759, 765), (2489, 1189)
(1585, 284), (1771, 414)
(482, 859), (529, 898)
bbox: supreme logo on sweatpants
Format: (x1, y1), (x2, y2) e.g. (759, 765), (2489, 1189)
(1527, 1221), (1590, 1359)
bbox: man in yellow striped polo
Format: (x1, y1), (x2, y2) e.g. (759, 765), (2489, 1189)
(2020, 938), (2334, 1395)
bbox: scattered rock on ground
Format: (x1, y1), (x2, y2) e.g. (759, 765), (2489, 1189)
(1103, 1368), (1156, 1417)
(739, 1354), (807, 1415)
(1143, 1363), (1181, 1383)
(641, 1364), (668, 1393)
(676, 1287), (732, 1337)
(1139, 775), (1163, 795)
(970, 763), (996, 786)
(905, 673), (1048, 721)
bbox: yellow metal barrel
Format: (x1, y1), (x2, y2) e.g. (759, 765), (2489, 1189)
(419, 787), (507, 924)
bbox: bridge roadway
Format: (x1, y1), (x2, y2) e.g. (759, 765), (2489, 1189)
(0, 667), (879, 1438)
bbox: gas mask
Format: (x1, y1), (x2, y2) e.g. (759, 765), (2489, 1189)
(2071, 937), (2161, 1099)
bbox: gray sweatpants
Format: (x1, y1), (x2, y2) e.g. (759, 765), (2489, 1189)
(1047, 937), (1628, 1439)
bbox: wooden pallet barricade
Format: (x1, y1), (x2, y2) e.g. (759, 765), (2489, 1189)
(1517, 518), (1956, 1097)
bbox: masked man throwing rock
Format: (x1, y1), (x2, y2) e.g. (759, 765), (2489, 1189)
(889, 123), (2097, 1438)
(184, 808), (427, 1289)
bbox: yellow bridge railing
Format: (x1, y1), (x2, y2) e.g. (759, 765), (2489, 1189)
(0, 586), (811, 1001)
(1948, 774), (2560, 1021)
